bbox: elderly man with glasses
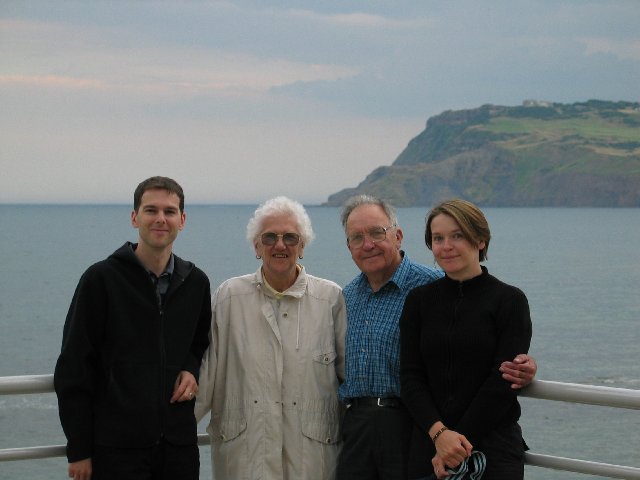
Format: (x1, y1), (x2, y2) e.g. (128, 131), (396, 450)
(336, 194), (537, 480)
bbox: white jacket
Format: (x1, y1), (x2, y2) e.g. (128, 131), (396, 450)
(195, 266), (346, 480)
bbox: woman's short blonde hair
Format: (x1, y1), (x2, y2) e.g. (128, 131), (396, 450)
(425, 199), (491, 261)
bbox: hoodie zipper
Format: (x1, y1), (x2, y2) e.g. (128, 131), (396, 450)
(155, 280), (167, 440)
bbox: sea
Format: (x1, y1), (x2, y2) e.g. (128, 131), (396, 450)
(0, 204), (638, 480)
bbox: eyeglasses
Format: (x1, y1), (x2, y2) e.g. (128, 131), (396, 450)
(260, 232), (301, 246)
(347, 225), (396, 248)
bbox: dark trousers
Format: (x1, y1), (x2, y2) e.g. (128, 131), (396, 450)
(336, 401), (412, 480)
(92, 440), (199, 480)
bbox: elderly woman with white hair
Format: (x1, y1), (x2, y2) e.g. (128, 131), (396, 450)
(195, 196), (346, 480)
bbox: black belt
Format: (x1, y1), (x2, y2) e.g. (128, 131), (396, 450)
(348, 396), (402, 408)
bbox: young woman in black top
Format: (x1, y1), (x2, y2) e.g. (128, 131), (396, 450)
(400, 199), (532, 480)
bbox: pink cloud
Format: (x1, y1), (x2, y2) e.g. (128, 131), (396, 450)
(0, 74), (105, 89)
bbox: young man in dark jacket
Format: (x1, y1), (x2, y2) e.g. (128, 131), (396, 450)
(54, 176), (212, 480)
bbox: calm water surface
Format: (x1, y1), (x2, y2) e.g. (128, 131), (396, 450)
(0, 205), (638, 479)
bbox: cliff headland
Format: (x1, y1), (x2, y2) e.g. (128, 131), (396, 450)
(325, 100), (640, 207)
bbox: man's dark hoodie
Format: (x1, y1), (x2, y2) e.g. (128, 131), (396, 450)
(54, 242), (211, 462)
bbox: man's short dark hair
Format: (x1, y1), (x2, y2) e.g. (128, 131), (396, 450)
(133, 176), (185, 213)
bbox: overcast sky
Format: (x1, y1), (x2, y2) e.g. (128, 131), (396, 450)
(1, 1), (639, 204)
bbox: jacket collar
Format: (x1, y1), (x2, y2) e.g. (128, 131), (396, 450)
(111, 241), (193, 291)
(253, 264), (308, 299)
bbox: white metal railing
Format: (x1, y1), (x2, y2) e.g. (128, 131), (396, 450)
(519, 379), (640, 410)
(1, 375), (639, 479)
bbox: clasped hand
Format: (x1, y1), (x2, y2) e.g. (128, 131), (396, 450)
(431, 429), (472, 479)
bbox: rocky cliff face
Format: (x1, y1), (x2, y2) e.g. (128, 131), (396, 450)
(325, 100), (640, 207)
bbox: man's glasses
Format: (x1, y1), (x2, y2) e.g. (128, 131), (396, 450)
(347, 225), (396, 248)
(260, 232), (301, 246)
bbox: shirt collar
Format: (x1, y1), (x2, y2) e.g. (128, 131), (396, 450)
(256, 264), (307, 299)
(355, 250), (412, 294)
(388, 251), (413, 291)
(129, 243), (174, 277)
(163, 253), (175, 276)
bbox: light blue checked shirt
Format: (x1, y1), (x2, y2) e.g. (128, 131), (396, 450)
(338, 252), (443, 402)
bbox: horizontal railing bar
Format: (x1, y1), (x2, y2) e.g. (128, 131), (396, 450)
(2, 442), (639, 479)
(4, 375), (639, 411)
(525, 452), (640, 479)
(520, 379), (640, 410)
(0, 445), (65, 462)
(0, 434), (212, 462)
(0, 374), (54, 395)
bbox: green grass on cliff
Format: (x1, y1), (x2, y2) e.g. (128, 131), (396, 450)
(483, 116), (640, 144)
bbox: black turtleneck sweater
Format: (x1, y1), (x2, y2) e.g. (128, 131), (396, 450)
(400, 266), (532, 476)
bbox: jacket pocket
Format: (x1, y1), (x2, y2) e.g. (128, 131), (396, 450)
(313, 350), (337, 365)
(213, 411), (247, 442)
(300, 404), (341, 445)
